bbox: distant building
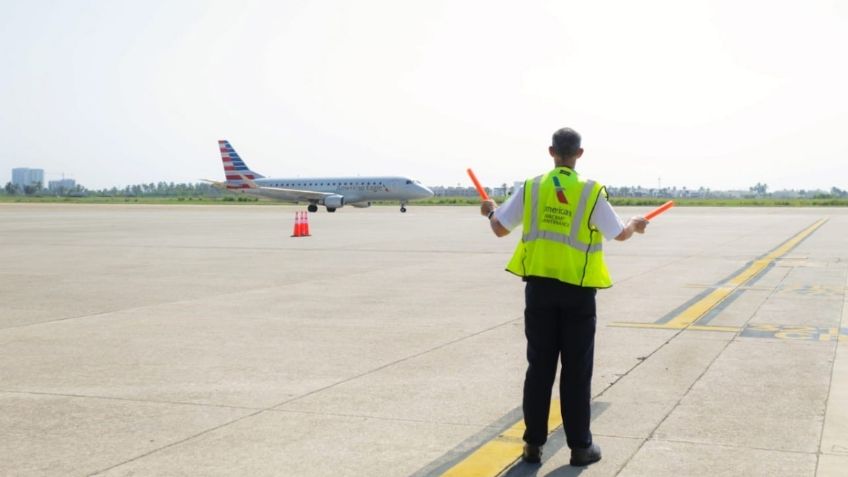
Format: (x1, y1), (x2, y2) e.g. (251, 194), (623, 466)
(429, 185), (479, 197)
(772, 189), (800, 199)
(11, 168), (44, 188)
(48, 179), (76, 192)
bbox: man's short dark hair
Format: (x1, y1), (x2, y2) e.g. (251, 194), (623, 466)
(551, 128), (582, 158)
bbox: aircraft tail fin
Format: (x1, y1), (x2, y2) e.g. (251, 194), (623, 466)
(219, 139), (265, 189)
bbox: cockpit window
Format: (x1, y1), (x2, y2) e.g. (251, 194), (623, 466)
(406, 180), (412, 184)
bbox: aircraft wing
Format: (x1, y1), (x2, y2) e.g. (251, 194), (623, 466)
(204, 175), (336, 202)
(249, 185), (335, 202)
(200, 179), (227, 191)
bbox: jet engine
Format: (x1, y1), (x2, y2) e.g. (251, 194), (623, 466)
(324, 195), (345, 209)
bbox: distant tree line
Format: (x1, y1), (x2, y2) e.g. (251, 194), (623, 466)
(3, 180), (847, 200)
(3, 182), (49, 196)
(86, 182), (223, 197)
(2, 181), (223, 197)
(606, 183), (848, 200)
(743, 183), (848, 199)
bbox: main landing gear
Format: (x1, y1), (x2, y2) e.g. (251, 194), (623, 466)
(306, 202), (335, 212)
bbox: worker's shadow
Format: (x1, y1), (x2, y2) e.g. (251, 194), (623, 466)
(502, 462), (584, 477)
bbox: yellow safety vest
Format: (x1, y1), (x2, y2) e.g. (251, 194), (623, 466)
(506, 167), (613, 288)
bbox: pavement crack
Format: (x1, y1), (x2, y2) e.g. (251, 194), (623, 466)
(87, 409), (266, 476)
(815, 267), (848, 475)
(266, 407), (491, 429)
(612, 261), (795, 476)
(614, 231), (759, 286)
(272, 316), (522, 409)
(650, 437), (819, 456)
(0, 262), (420, 332)
(84, 315), (522, 476)
(612, 334), (735, 476)
(0, 389), (262, 411)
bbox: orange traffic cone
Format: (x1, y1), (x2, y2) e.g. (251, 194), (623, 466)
(301, 211), (311, 236)
(291, 212), (302, 237)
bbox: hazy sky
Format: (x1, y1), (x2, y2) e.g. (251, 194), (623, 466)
(2, 0), (846, 191)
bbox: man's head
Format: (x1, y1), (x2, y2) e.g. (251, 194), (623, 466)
(549, 127), (584, 166)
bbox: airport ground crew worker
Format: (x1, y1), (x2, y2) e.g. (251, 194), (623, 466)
(480, 127), (648, 467)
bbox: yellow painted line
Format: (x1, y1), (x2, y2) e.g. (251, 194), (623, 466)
(819, 328), (838, 342)
(613, 219), (827, 332)
(609, 322), (740, 332)
(687, 325), (740, 333)
(441, 220), (828, 477)
(440, 400), (561, 477)
(663, 218), (827, 328)
(608, 322), (740, 333)
(683, 284), (775, 292)
(609, 322), (684, 330)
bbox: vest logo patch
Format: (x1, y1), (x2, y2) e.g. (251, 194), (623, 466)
(552, 176), (569, 204)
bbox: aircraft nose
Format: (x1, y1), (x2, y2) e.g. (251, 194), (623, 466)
(418, 184), (434, 198)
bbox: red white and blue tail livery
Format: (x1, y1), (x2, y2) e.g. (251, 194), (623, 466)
(219, 140), (264, 189)
(207, 140), (433, 213)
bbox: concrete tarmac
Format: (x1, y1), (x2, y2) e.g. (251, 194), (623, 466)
(1, 204), (846, 476)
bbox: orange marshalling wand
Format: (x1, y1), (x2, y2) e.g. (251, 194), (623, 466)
(644, 200), (675, 220)
(466, 168), (490, 201)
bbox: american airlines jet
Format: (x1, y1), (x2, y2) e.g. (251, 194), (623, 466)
(211, 140), (433, 212)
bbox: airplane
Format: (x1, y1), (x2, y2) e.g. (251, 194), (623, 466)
(208, 140), (434, 213)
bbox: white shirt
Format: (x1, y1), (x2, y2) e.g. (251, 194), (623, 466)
(494, 183), (624, 240)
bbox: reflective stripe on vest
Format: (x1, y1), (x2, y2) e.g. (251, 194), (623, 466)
(505, 169), (612, 288)
(522, 175), (603, 253)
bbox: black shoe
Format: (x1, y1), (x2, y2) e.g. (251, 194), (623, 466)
(522, 443), (542, 464)
(570, 443), (601, 466)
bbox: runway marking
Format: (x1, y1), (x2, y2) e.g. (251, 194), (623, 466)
(740, 325), (848, 342)
(439, 400), (561, 477)
(612, 218), (828, 333)
(776, 284), (846, 297)
(611, 322), (847, 342)
(412, 402), (610, 477)
(423, 220), (835, 477)
(682, 284), (846, 297)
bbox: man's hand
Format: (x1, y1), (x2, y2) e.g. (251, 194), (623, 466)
(615, 216), (649, 241)
(630, 216), (648, 234)
(480, 199), (510, 237)
(480, 199), (497, 217)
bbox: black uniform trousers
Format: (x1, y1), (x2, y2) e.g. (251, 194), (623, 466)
(522, 276), (596, 450)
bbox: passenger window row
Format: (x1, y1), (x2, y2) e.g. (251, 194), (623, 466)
(274, 182), (386, 187)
